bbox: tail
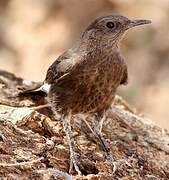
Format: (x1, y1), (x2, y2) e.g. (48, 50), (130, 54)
(18, 83), (51, 97)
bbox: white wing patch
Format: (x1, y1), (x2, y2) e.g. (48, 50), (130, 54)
(41, 83), (51, 93)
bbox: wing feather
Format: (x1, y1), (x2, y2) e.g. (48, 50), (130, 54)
(45, 49), (77, 84)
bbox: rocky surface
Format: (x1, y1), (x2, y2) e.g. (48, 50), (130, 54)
(0, 70), (169, 179)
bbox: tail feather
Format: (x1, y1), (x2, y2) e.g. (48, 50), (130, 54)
(18, 83), (51, 97)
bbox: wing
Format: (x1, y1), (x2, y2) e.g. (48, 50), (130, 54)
(18, 49), (77, 96)
(45, 49), (77, 84)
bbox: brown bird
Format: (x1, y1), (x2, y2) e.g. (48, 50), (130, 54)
(20, 15), (151, 174)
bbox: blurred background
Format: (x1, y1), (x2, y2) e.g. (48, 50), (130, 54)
(0, 0), (169, 129)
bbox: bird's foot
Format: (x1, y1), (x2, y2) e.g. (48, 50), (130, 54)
(104, 152), (114, 163)
(69, 152), (82, 175)
(111, 158), (131, 174)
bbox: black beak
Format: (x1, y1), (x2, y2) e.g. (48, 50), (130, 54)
(128, 19), (151, 28)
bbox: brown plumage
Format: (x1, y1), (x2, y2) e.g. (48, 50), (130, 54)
(20, 15), (151, 174)
(48, 50), (127, 114)
(46, 15), (150, 116)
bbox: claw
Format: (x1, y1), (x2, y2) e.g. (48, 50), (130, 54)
(69, 156), (82, 175)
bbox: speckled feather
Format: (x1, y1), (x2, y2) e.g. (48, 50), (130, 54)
(48, 50), (127, 114)
(46, 15), (131, 115)
(19, 15), (151, 116)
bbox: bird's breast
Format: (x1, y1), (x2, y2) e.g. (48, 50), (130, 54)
(48, 56), (126, 114)
(70, 60), (125, 113)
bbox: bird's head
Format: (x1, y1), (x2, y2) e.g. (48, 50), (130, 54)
(82, 15), (151, 48)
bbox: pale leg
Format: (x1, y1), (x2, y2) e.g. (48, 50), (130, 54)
(61, 112), (82, 175)
(93, 115), (114, 163)
(81, 114), (114, 163)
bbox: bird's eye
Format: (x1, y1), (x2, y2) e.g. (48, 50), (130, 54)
(106, 21), (115, 29)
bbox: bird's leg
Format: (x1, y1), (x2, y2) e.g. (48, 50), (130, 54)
(81, 113), (113, 163)
(93, 113), (114, 163)
(61, 112), (82, 175)
(98, 112), (106, 133)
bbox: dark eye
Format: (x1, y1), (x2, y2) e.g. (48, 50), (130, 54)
(106, 21), (115, 29)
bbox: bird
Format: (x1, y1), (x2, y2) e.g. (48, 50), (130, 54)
(19, 15), (151, 175)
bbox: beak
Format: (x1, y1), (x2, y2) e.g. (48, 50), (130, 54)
(128, 19), (151, 28)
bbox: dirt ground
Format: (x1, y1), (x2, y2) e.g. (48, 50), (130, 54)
(0, 69), (169, 179)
